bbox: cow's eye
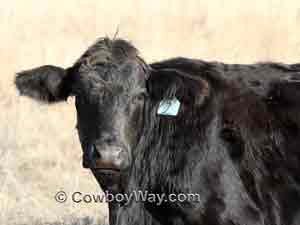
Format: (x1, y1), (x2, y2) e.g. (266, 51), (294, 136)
(132, 93), (145, 104)
(71, 87), (81, 96)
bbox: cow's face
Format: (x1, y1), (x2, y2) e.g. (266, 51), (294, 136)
(15, 39), (149, 179)
(73, 54), (148, 174)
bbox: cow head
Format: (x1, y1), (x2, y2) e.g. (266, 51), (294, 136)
(15, 39), (144, 190)
(15, 38), (211, 188)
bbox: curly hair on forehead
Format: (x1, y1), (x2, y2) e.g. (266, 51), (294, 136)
(75, 37), (147, 70)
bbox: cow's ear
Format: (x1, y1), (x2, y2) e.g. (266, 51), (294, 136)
(15, 65), (74, 103)
(146, 68), (210, 107)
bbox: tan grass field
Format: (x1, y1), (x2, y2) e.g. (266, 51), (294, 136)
(1, 0), (300, 224)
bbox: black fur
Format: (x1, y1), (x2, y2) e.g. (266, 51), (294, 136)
(117, 57), (300, 225)
(15, 38), (300, 225)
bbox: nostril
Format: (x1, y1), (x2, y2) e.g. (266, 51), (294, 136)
(92, 145), (101, 159)
(82, 144), (102, 168)
(106, 138), (114, 145)
(101, 134), (116, 145)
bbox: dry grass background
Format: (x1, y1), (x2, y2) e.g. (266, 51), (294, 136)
(1, 0), (300, 224)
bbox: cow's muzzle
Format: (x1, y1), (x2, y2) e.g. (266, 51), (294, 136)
(82, 144), (121, 172)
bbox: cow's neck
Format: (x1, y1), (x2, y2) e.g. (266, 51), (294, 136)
(132, 103), (222, 192)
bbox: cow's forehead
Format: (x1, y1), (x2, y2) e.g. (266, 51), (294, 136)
(75, 38), (140, 66)
(72, 38), (149, 97)
(77, 63), (143, 85)
(74, 68), (145, 99)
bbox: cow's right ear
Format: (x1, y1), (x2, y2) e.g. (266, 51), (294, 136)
(15, 65), (74, 103)
(146, 68), (210, 107)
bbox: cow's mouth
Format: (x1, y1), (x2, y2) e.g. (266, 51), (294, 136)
(91, 161), (121, 190)
(91, 167), (121, 192)
(94, 168), (120, 174)
(93, 159), (120, 172)
(83, 159), (121, 172)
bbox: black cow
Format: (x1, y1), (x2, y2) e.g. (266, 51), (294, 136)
(15, 38), (300, 225)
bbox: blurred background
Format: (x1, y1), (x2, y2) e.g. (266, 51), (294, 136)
(1, 0), (300, 224)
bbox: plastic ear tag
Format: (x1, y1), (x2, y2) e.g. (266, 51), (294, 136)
(157, 97), (181, 116)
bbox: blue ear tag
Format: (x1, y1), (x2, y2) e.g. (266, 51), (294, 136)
(157, 97), (181, 116)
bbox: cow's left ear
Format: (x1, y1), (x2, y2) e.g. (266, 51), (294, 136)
(146, 68), (210, 107)
(15, 65), (74, 103)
